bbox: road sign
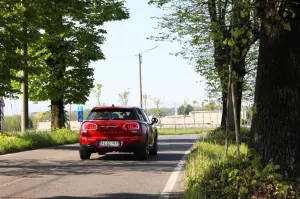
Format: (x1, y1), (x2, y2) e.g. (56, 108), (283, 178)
(78, 111), (84, 122)
(78, 106), (83, 112)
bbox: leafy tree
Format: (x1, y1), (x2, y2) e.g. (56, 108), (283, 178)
(251, 0), (300, 178)
(148, 0), (260, 130)
(200, 101), (222, 111)
(118, 88), (130, 106)
(177, 104), (194, 115)
(177, 99), (193, 129)
(10, 0), (130, 130)
(146, 107), (174, 117)
(191, 100), (198, 129)
(3, 115), (21, 132)
(0, 0), (41, 97)
(142, 93), (151, 110)
(152, 97), (164, 118)
(93, 83), (103, 106)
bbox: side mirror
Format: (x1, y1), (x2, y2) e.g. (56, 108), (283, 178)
(151, 117), (158, 125)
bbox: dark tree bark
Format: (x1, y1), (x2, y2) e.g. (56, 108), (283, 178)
(221, 91), (228, 129)
(51, 99), (65, 130)
(251, 1), (300, 178)
(208, 0), (258, 131)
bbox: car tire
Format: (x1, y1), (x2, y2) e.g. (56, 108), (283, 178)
(149, 135), (158, 155)
(135, 143), (149, 160)
(79, 146), (91, 160)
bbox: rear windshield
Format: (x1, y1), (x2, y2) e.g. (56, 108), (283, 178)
(86, 109), (138, 120)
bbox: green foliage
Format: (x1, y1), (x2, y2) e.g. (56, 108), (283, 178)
(148, 0), (260, 105)
(142, 93), (151, 110)
(146, 107), (174, 117)
(118, 88), (130, 106)
(184, 129), (300, 199)
(21, 0), (130, 106)
(200, 100), (222, 111)
(194, 154), (299, 199)
(0, 0), (36, 97)
(178, 104), (194, 115)
(151, 97), (164, 117)
(0, 129), (79, 155)
(93, 83), (103, 106)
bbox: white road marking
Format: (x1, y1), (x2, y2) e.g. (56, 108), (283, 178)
(159, 139), (197, 199)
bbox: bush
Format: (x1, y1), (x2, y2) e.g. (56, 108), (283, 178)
(200, 154), (299, 199)
(0, 129), (79, 155)
(184, 129), (300, 199)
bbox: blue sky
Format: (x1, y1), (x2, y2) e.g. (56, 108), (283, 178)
(3, 0), (207, 116)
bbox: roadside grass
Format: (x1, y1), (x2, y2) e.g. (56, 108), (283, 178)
(157, 127), (215, 136)
(0, 129), (79, 155)
(184, 128), (300, 199)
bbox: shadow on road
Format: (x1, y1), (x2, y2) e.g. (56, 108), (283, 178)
(39, 192), (183, 199)
(45, 137), (198, 152)
(0, 151), (185, 177)
(0, 135), (197, 178)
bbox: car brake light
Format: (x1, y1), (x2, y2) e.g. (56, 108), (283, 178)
(123, 122), (139, 130)
(81, 122), (97, 134)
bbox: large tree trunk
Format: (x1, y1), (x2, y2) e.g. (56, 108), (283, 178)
(221, 90), (227, 129)
(51, 99), (65, 130)
(251, 1), (300, 178)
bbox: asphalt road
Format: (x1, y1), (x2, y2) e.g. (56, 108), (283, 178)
(0, 134), (200, 199)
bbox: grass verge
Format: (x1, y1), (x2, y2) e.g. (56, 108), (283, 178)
(157, 127), (215, 136)
(184, 128), (300, 199)
(0, 128), (79, 155)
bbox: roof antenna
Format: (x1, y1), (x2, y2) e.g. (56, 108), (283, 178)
(112, 104), (115, 107)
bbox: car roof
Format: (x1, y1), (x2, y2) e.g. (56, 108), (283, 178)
(92, 105), (142, 111)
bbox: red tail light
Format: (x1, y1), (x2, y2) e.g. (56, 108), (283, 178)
(123, 122), (139, 130)
(81, 122), (97, 134)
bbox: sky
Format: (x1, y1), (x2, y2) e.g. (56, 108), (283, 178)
(3, 0), (207, 116)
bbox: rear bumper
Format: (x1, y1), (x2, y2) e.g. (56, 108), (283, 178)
(79, 135), (145, 153)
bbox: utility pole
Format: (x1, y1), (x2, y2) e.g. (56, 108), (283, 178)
(138, 53), (143, 108)
(137, 45), (158, 108)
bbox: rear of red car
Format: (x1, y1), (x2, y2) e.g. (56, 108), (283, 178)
(79, 107), (148, 160)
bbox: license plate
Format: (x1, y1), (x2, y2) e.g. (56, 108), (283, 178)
(99, 141), (120, 147)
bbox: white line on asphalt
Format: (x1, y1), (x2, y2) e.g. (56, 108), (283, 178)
(158, 144), (195, 199)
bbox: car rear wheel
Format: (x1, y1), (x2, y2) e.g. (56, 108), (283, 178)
(135, 143), (149, 160)
(149, 135), (158, 155)
(79, 146), (91, 160)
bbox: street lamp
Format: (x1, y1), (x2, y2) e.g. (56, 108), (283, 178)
(137, 45), (158, 108)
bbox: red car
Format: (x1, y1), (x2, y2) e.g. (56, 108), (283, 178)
(79, 105), (159, 160)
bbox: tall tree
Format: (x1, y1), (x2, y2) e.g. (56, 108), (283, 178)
(118, 88), (130, 106)
(142, 93), (151, 110)
(152, 97), (164, 118)
(148, 0), (260, 130)
(25, 0), (129, 130)
(93, 83), (103, 106)
(251, 0), (300, 177)
(0, 0), (40, 98)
